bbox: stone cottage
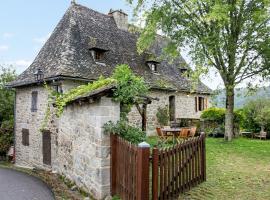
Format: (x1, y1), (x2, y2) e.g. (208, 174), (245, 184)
(7, 2), (211, 199)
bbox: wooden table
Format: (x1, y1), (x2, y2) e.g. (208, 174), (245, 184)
(161, 128), (182, 144)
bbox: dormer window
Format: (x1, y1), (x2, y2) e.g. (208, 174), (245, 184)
(146, 61), (159, 73)
(89, 48), (107, 62)
(180, 68), (190, 78)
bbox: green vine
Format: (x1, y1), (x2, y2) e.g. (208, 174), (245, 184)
(54, 76), (116, 117)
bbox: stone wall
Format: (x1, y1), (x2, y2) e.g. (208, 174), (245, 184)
(15, 85), (54, 169)
(54, 97), (120, 199)
(128, 90), (210, 135)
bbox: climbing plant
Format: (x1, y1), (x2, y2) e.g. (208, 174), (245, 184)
(44, 64), (149, 120)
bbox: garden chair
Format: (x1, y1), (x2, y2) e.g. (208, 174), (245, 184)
(156, 127), (170, 142)
(177, 128), (190, 142)
(189, 126), (197, 137)
(254, 131), (267, 140)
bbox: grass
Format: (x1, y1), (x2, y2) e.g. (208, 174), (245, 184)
(147, 137), (270, 200)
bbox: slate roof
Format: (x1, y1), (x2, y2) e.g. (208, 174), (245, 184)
(8, 3), (211, 94)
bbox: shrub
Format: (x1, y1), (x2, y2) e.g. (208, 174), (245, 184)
(241, 99), (270, 133)
(156, 106), (169, 126)
(0, 128), (13, 157)
(103, 120), (146, 144)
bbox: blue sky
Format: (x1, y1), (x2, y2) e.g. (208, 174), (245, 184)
(0, 0), (223, 89)
(0, 0), (133, 72)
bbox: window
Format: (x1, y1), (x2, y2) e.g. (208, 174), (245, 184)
(150, 63), (157, 72)
(31, 91), (38, 112)
(22, 129), (29, 146)
(146, 61), (158, 73)
(195, 96), (208, 112)
(90, 48), (106, 62)
(52, 84), (63, 94)
(169, 95), (176, 121)
(95, 51), (104, 60)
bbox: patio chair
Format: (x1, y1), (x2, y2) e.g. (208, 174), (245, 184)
(189, 126), (197, 137)
(178, 128), (190, 139)
(156, 127), (170, 142)
(254, 131), (267, 140)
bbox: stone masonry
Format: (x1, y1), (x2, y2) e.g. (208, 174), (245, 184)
(128, 90), (209, 135)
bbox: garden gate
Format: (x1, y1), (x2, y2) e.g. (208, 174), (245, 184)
(110, 133), (206, 200)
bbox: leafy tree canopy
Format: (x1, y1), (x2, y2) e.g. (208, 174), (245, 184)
(128, 0), (270, 141)
(0, 65), (16, 126)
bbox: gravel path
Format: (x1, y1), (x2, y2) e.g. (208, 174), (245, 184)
(0, 167), (54, 200)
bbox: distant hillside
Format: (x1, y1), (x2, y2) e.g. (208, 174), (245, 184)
(211, 86), (270, 108)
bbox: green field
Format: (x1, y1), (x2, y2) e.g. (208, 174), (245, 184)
(181, 138), (270, 200)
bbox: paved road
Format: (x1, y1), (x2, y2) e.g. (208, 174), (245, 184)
(0, 167), (54, 200)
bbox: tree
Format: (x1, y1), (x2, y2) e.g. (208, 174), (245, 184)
(242, 99), (270, 133)
(0, 65), (16, 127)
(128, 0), (270, 141)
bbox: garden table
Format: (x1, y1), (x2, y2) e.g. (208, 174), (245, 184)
(161, 128), (182, 144)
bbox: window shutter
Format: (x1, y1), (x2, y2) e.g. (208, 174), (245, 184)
(31, 91), (38, 112)
(22, 129), (29, 146)
(195, 97), (198, 112)
(204, 98), (208, 109)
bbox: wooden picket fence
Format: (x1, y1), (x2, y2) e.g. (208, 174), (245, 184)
(110, 133), (206, 200)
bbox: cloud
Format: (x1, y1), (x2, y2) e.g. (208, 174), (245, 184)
(1, 59), (32, 73)
(33, 33), (51, 45)
(2, 33), (14, 39)
(0, 45), (9, 52)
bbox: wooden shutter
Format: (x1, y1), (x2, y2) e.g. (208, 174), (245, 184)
(204, 98), (208, 110)
(42, 131), (51, 165)
(31, 91), (38, 112)
(195, 97), (198, 112)
(169, 96), (176, 121)
(22, 129), (29, 146)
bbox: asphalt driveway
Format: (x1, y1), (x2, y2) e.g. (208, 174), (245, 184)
(0, 167), (54, 200)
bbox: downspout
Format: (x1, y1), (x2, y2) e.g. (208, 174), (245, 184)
(13, 90), (16, 163)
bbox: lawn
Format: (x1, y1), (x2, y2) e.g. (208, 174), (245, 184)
(182, 137), (270, 200)
(147, 137), (270, 200)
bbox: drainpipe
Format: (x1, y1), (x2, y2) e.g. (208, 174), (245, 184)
(12, 90), (16, 163)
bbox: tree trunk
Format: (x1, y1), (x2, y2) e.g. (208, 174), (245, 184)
(225, 87), (235, 141)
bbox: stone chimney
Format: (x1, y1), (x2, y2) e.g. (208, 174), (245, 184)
(108, 9), (128, 31)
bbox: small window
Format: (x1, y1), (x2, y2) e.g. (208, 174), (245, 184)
(22, 129), (29, 146)
(147, 61), (158, 73)
(31, 91), (38, 112)
(150, 63), (157, 72)
(90, 49), (106, 61)
(195, 96), (208, 112)
(95, 51), (104, 60)
(52, 84), (63, 94)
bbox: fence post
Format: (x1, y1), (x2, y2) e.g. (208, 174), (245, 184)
(137, 142), (150, 200)
(200, 132), (206, 181)
(110, 134), (117, 196)
(152, 148), (159, 200)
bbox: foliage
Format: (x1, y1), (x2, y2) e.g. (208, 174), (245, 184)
(156, 106), (169, 126)
(128, 0), (270, 140)
(112, 64), (149, 119)
(54, 76), (116, 117)
(103, 120), (146, 144)
(201, 107), (225, 123)
(241, 99), (270, 132)
(0, 66), (16, 157)
(53, 64), (148, 118)
(0, 66), (16, 124)
(0, 129), (13, 157)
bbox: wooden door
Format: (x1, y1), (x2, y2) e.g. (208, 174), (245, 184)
(42, 131), (51, 165)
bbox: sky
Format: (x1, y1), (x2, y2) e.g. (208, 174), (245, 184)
(0, 0), (223, 89)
